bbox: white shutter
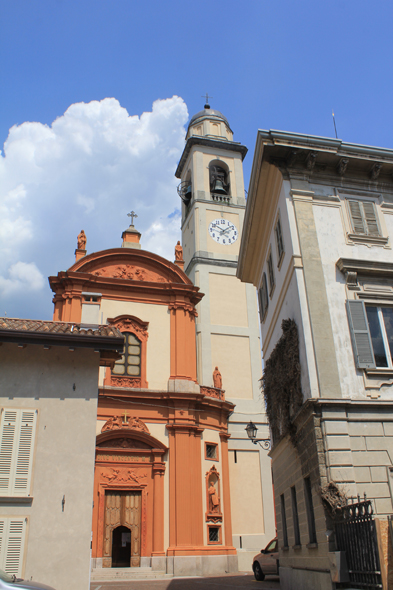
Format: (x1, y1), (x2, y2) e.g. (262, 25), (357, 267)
(0, 409), (36, 496)
(0, 517), (26, 577)
(346, 300), (376, 369)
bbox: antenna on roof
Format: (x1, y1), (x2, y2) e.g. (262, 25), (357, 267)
(332, 110), (338, 139)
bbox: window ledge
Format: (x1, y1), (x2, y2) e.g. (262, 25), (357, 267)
(0, 496), (33, 504)
(366, 368), (393, 375)
(306, 542), (318, 549)
(277, 252), (285, 271)
(281, 546), (289, 552)
(347, 233), (389, 247)
(292, 544), (302, 550)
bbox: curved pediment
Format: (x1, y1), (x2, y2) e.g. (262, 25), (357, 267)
(68, 248), (192, 285)
(96, 429), (167, 452)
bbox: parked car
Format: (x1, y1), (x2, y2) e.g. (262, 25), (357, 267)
(252, 537), (279, 581)
(0, 570), (56, 590)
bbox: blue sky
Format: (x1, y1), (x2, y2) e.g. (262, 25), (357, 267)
(1, 0), (393, 319)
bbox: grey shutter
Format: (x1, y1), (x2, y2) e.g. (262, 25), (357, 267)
(348, 200), (366, 234)
(346, 300), (375, 369)
(362, 201), (380, 236)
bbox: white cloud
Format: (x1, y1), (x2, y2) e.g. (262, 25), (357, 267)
(0, 262), (45, 297)
(0, 96), (188, 319)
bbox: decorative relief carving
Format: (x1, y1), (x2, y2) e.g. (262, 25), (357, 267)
(111, 376), (142, 388)
(168, 302), (197, 316)
(101, 415), (150, 434)
(109, 317), (148, 341)
(345, 271), (359, 290)
(305, 151), (317, 171)
(200, 386), (225, 401)
(101, 468), (147, 484)
(370, 162), (383, 180)
(336, 158), (349, 176)
(89, 264), (168, 282)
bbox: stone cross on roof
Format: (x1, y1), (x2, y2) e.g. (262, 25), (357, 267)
(127, 211), (138, 226)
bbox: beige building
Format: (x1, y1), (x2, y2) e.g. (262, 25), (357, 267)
(176, 104), (276, 570)
(0, 319), (123, 590)
(238, 130), (393, 589)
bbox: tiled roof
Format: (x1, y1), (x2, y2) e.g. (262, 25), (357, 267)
(0, 317), (123, 339)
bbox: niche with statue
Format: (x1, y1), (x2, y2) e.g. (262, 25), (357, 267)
(205, 465), (222, 523)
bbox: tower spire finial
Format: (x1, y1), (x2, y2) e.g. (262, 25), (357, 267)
(201, 93), (213, 109)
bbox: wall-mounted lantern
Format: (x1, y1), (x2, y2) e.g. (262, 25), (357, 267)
(245, 421), (271, 451)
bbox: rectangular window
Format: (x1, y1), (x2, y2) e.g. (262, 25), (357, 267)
(347, 300), (393, 370)
(205, 443), (218, 461)
(267, 250), (275, 296)
(348, 200), (381, 237)
(304, 477), (317, 544)
(291, 486), (301, 546)
(208, 525), (221, 544)
(258, 273), (269, 322)
(275, 217), (285, 264)
(365, 305), (393, 368)
(0, 517), (27, 577)
(280, 494), (288, 548)
(0, 409), (37, 497)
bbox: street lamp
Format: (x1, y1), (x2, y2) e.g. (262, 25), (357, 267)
(245, 421), (271, 450)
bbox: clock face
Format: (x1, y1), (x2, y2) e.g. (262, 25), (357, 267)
(208, 218), (238, 245)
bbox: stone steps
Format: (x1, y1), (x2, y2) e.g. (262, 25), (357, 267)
(91, 567), (172, 581)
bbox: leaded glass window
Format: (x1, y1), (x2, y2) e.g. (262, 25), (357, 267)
(112, 332), (141, 376)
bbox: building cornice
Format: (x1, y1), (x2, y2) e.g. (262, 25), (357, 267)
(336, 257), (393, 277)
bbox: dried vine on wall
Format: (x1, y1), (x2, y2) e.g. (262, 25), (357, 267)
(262, 318), (303, 444)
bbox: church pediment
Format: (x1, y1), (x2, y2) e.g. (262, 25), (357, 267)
(68, 248), (192, 285)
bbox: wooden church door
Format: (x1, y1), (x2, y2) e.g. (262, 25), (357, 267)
(103, 491), (141, 567)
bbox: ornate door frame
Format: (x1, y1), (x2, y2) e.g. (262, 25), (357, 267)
(93, 424), (167, 567)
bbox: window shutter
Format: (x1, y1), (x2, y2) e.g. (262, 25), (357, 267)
(346, 300), (375, 369)
(348, 200), (366, 234)
(0, 518), (26, 577)
(0, 409), (36, 496)
(362, 201), (380, 236)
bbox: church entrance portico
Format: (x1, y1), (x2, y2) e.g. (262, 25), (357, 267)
(91, 419), (167, 569)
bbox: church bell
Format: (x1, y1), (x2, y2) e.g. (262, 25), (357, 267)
(211, 179), (227, 195)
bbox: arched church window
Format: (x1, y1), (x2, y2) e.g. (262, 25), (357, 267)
(112, 332), (141, 377)
(105, 315), (149, 388)
(209, 162), (230, 196)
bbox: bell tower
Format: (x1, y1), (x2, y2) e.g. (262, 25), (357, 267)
(175, 103), (275, 563)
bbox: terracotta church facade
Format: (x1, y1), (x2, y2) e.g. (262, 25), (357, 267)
(49, 224), (238, 576)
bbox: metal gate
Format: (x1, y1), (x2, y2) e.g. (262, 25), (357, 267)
(335, 498), (382, 589)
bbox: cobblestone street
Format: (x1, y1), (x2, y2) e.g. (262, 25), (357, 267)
(91, 573), (280, 590)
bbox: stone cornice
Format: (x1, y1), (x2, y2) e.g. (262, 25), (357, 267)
(336, 257), (393, 276)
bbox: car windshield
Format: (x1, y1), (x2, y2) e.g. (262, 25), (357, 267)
(0, 569), (15, 582)
(265, 539), (277, 552)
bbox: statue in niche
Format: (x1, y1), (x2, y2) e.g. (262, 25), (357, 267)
(175, 241), (183, 261)
(77, 229), (87, 250)
(213, 366), (222, 389)
(208, 481), (220, 513)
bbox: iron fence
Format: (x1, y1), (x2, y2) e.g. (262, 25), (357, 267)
(335, 497), (382, 590)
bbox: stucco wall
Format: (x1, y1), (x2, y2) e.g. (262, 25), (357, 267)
(0, 343), (100, 590)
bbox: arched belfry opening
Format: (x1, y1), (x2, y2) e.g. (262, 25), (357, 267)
(209, 160), (230, 197)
